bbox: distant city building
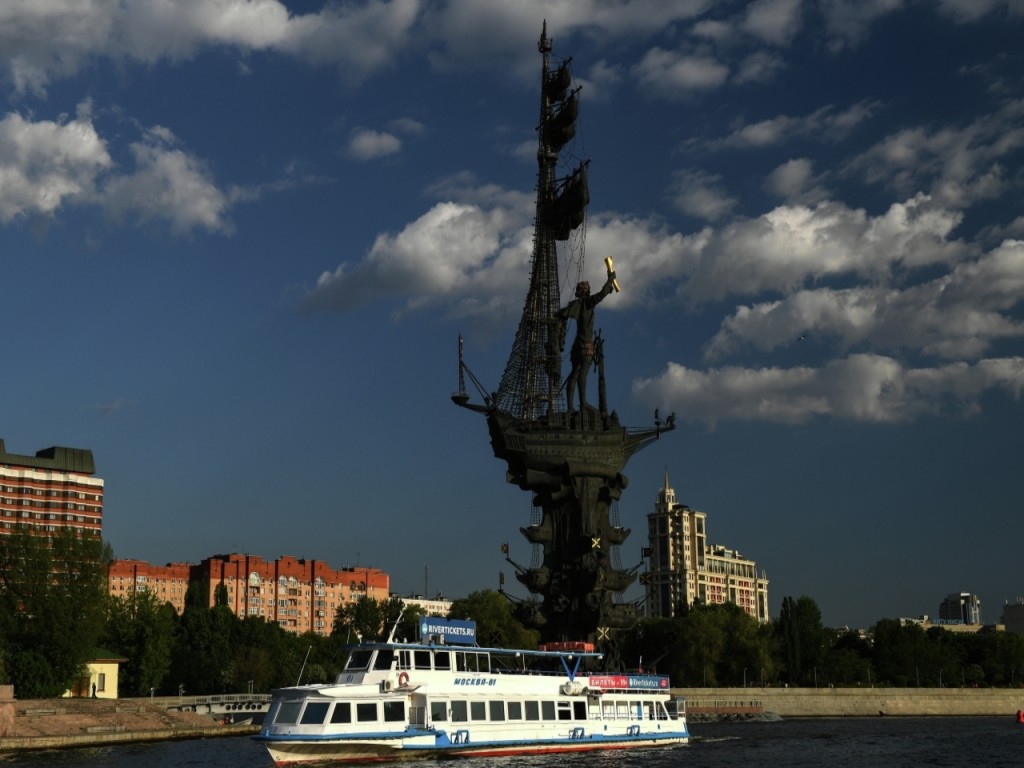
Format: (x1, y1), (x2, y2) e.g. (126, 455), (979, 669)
(643, 473), (769, 623)
(1001, 598), (1024, 634)
(938, 592), (982, 625)
(400, 594), (453, 618)
(0, 439), (103, 538)
(108, 553), (389, 636)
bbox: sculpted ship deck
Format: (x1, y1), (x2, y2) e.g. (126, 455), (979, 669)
(254, 618), (689, 764)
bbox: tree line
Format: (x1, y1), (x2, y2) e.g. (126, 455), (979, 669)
(2, 530), (1023, 697)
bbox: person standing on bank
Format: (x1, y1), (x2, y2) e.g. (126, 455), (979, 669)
(557, 265), (617, 414)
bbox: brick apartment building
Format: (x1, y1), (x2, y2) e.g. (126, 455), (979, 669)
(0, 439), (103, 537)
(108, 554), (389, 636)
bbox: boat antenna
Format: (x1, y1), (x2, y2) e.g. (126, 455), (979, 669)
(296, 644), (312, 686)
(386, 607), (406, 643)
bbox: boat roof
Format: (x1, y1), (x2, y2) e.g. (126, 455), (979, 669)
(343, 640), (603, 660)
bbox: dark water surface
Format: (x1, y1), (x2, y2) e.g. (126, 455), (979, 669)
(4, 717), (1022, 767)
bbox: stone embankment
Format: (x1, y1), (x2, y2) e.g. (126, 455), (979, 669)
(0, 689), (256, 753)
(677, 686), (1024, 719)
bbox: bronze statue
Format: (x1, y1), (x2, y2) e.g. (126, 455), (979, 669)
(557, 271), (616, 414)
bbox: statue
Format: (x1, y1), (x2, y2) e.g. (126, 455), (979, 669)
(557, 263), (617, 414)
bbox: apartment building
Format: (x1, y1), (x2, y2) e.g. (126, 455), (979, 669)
(108, 553), (389, 636)
(643, 472), (769, 623)
(0, 439), (103, 537)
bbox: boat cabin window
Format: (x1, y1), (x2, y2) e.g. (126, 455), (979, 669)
(430, 700), (448, 722)
(274, 701), (302, 725)
(470, 702), (486, 721)
(451, 701), (468, 722)
(557, 702), (572, 721)
(574, 701), (587, 719)
(373, 650), (395, 671)
(346, 650), (372, 671)
(383, 701), (405, 722)
(489, 701), (505, 721)
(434, 651), (451, 670)
(541, 701), (556, 720)
(455, 652), (489, 673)
(357, 703), (377, 722)
(414, 650), (432, 669)
(525, 701), (540, 721)
(301, 702), (330, 725)
(507, 701), (522, 720)
(331, 703), (352, 723)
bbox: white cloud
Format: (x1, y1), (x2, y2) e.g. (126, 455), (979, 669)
(632, 47), (730, 96)
(716, 101), (878, 149)
(633, 354), (1024, 427)
(670, 169), (737, 221)
(764, 157), (829, 204)
(0, 107), (111, 222)
(741, 0), (804, 45)
(101, 127), (232, 235)
(681, 195), (967, 303)
(847, 101), (1024, 207)
(819, 0), (905, 50)
(0, 0), (422, 94)
(348, 129), (402, 161)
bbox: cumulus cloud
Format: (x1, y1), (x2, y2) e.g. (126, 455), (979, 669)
(0, 106), (111, 222)
(741, 0), (804, 45)
(681, 194), (967, 303)
(715, 101), (878, 149)
(670, 169), (737, 221)
(348, 128), (402, 161)
(634, 354), (1024, 427)
(846, 101), (1024, 208)
(0, 105), (233, 234)
(765, 158), (829, 204)
(632, 47), (730, 96)
(101, 126), (232, 234)
(0, 0), (421, 94)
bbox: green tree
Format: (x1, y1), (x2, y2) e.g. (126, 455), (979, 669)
(448, 590), (539, 649)
(776, 595), (827, 686)
(104, 590), (176, 695)
(0, 527), (111, 697)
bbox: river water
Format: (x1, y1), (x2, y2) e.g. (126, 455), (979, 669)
(4, 717), (1022, 767)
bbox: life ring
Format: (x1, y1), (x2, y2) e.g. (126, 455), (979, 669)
(398, 672), (410, 687)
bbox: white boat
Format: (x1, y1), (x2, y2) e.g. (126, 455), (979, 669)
(254, 617), (689, 764)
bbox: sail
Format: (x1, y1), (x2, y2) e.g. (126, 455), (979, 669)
(545, 61), (572, 103)
(545, 92), (578, 153)
(548, 164), (589, 240)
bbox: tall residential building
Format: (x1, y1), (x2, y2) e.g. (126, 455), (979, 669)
(108, 553), (389, 636)
(938, 592), (982, 625)
(0, 439), (103, 538)
(643, 472), (769, 623)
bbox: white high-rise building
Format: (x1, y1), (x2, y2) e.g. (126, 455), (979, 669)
(643, 472), (769, 623)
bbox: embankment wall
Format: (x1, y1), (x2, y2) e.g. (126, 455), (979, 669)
(675, 687), (1024, 717)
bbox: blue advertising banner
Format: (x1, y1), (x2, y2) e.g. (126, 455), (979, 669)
(418, 617), (477, 645)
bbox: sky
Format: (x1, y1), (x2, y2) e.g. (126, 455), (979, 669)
(2, 0), (1023, 631)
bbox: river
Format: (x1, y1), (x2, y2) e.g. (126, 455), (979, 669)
(3, 717), (1021, 767)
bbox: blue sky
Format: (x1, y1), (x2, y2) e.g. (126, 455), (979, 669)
(2, 0), (1023, 630)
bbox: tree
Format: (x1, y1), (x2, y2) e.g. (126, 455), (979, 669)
(776, 595), (827, 686)
(0, 527), (112, 697)
(447, 591), (539, 649)
(104, 590), (176, 695)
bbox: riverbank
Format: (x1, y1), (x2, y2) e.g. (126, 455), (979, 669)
(0, 695), (256, 753)
(3, 686), (1023, 754)
(676, 686), (1024, 718)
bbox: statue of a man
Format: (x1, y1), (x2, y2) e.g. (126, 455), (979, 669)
(557, 271), (616, 413)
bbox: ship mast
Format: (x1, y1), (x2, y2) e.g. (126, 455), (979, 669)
(491, 22), (585, 420)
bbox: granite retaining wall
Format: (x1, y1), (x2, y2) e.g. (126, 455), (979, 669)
(675, 687), (1024, 717)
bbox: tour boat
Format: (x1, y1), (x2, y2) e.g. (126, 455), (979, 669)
(254, 617), (689, 764)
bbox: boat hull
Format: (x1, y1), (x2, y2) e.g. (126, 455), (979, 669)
(257, 732), (689, 765)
